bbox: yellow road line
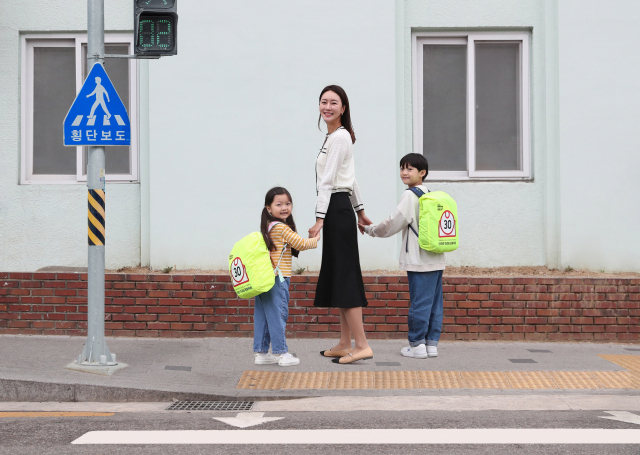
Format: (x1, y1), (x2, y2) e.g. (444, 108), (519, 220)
(0, 412), (114, 418)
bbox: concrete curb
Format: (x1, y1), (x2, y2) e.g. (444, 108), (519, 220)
(0, 378), (299, 403)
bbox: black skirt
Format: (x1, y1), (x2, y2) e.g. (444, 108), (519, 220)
(314, 192), (368, 308)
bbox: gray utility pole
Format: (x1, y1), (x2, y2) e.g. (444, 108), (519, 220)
(77, 0), (115, 367)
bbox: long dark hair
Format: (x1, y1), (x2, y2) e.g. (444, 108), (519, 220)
(260, 187), (299, 258)
(317, 85), (356, 144)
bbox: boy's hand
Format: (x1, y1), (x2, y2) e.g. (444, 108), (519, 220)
(357, 222), (370, 235)
(357, 211), (372, 234)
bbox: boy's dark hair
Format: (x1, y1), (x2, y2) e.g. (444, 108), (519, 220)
(400, 153), (429, 181)
(260, 187), (299, 258)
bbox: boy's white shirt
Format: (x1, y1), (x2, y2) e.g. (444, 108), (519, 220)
(364, 184), (446, 272)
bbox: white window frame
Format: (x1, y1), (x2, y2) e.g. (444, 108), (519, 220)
(412, 31), (531, 181)
(21, 33), (139, 184)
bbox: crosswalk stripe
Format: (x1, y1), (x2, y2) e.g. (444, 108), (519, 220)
(72, 429), (640, 445)
(103, 115), (110, 126)
(87, 116), (96, 126)
(114, 115), (125, 126)
(72, 115), (83, 127)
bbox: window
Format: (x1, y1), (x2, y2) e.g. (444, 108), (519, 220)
(21, 34), (138, 184)
(413, 32), (530, 180)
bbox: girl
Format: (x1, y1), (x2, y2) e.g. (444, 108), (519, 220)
(308, 85), (374, 364)
(254, 187), (320, 367)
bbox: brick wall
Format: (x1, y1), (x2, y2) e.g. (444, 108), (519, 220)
(0, 272), (638, 341)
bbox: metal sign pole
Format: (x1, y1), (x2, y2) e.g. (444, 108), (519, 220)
(77, 0), (114, 367)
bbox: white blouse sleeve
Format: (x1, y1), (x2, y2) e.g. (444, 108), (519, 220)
(349, 178), (364, 213)
(315, 134), (350, 219)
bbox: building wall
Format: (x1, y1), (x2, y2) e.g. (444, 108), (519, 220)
(0, 0), (141, 272)
(147, 0), (399, 270)
(557, 0), (640, 272)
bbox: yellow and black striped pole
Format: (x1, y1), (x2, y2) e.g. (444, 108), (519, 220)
(88, 189), (105, 246)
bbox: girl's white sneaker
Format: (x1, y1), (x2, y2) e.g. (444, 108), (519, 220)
(277, 353), (300, 367)
(427, 346), (438, 357)
(254, 353), (279, 365)
(400, 344), (428, 359)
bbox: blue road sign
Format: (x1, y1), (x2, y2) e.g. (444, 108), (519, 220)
(63, 63), (130, 146)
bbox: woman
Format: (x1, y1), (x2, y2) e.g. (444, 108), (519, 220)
(308, 85), (373, 365)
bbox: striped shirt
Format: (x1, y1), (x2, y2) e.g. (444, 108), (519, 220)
(268, 223), (318, 277)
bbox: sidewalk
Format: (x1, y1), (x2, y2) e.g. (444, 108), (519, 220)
(1, 335), (640, 401)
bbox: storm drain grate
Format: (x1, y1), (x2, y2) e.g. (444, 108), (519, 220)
(166, 401), (254, 411)
(509, 359), (538, 364)
(527, 350), (552, 353)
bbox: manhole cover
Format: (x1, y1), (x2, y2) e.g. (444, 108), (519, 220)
(164, 366), (192, 371)
(509, 359), (537, 363)
(166, 401), (254, 411)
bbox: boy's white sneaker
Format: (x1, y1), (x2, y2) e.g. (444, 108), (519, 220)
(277, 353), (300, 367)
(427, 346), (438, 357)
(400, 344), (428, 359)
(254, 353), (279, 365)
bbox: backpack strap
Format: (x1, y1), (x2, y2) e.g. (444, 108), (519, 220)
(405, 187), (427, 252)
(267, 221), (287, 282)
(407, 187), (425, 198)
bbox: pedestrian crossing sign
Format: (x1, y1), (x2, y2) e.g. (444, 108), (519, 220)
(63, 63), (130, 146)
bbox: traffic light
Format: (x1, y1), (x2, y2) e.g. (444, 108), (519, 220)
(134, 0), (178, 56)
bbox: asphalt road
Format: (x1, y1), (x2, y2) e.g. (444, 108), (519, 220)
(2, 409), (640, 455)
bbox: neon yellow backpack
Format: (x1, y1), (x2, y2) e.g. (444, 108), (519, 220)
(228, 223), (287, 299)
(407, 187), (458, 253)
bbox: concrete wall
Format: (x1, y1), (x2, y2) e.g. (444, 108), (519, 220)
(0, 0), (141, 271)
(557, 0), (640, 272)
(147, 0), (399, 270)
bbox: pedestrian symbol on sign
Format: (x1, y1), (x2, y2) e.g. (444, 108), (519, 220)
(63, 63), (130, 146)
(87, 77), (111, 120)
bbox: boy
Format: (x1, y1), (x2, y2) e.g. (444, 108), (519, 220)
(359, 153), (445, 358)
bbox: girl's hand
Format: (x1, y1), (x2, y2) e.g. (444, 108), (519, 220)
(314, 232), (321, 242)
(357, 211), (372, 234)
(309, 219), (324, 238)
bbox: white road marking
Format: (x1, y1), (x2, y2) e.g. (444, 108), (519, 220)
(71, 115), (83, 126)
(72, 429), (640, 445)
(87, 116), (96, 126)
(103, 115), (110, 126)
(114, 115), (125, 126)
(213, 412), (283, 428)
(600, 411), (640, 425)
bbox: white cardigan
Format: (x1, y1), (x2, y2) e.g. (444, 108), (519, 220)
(315, 127), (364, 219)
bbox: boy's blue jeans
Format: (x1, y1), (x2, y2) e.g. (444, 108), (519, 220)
(407, 270), (443, 347)
(253, 277), (290, 355)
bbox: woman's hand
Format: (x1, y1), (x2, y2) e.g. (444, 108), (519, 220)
(309, 219), (324, 239)
(357, 211), (372, 234)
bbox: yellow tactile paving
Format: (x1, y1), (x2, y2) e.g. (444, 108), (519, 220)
(373, 371), (420, 389)
(461, 371), (512, 389)
(504, 371), (557, 389)
(282, 372), (330, 389)
(326, 371), (375, 389)
(236, 355), (640, 390)
(416, 370), (464, 389)
(0, 412), (114, 418)
(237, 370), (286, 390)
(599, 355), (640, 373)
(547, 371), (605, 389)
(590, 371), (640, 389)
